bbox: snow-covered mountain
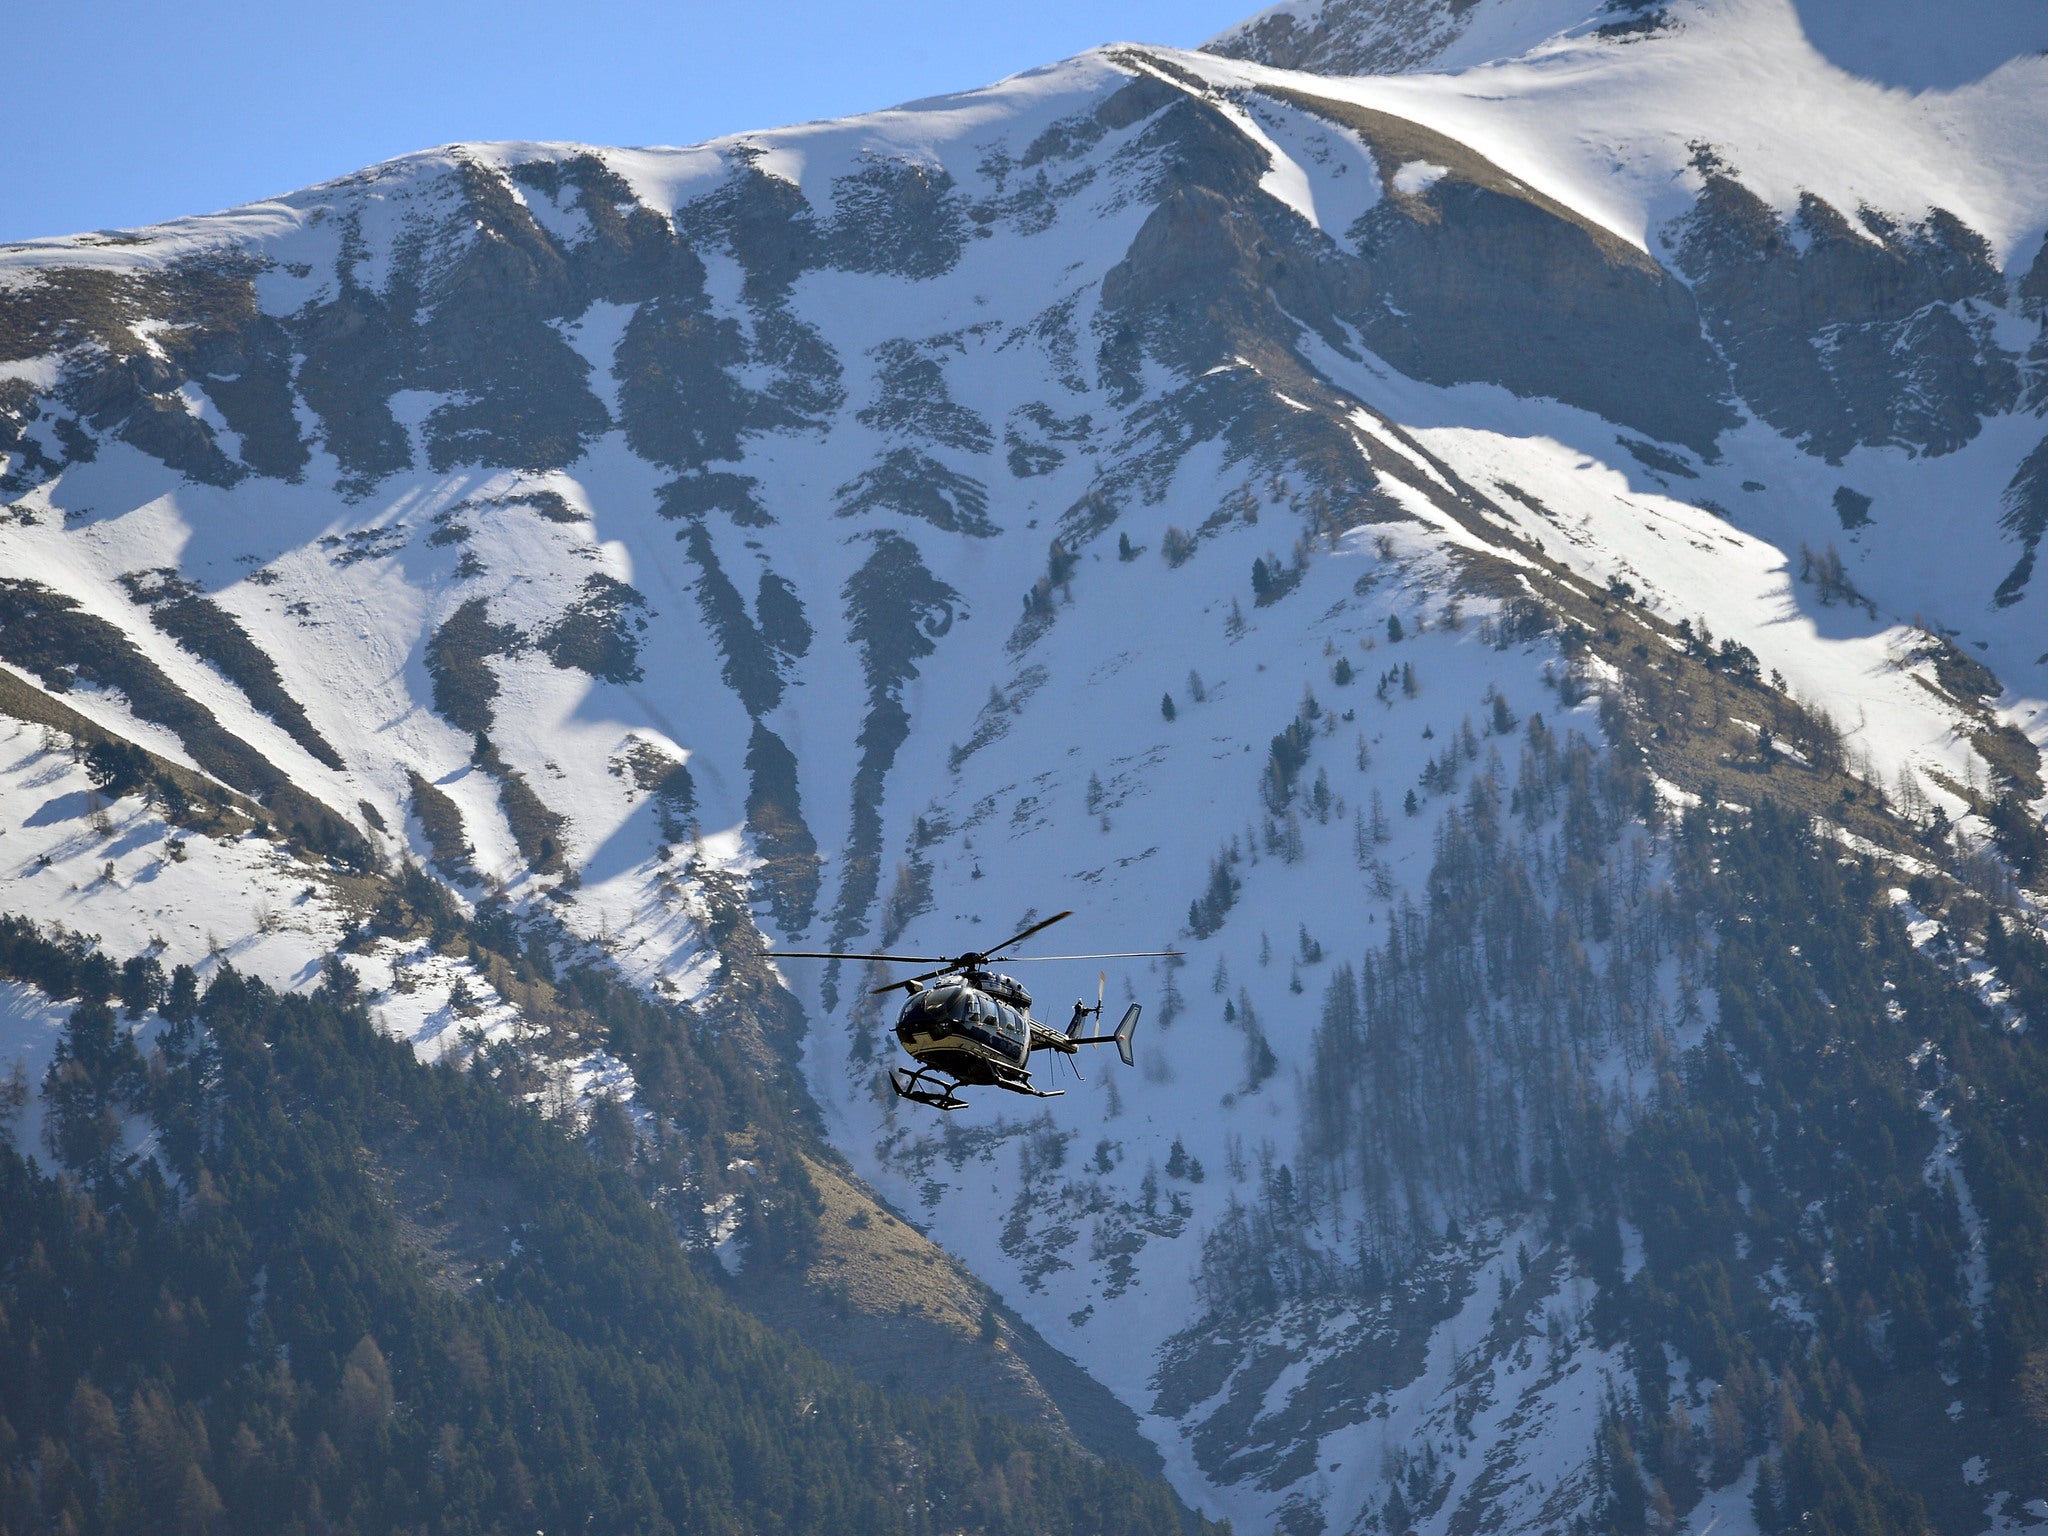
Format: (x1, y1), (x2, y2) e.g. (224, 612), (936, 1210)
(5, 2), (2048, 1533)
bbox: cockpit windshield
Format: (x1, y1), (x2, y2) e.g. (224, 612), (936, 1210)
(897, 985), (1026, 1058)
(905, 988), (956, 1028)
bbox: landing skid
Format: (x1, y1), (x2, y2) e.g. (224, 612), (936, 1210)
(993, 1079), (1066, 1099)
(890, 1066), (970, 1112)
(889, 1065), (1067, 1110)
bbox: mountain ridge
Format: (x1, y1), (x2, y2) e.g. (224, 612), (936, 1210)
(1208, 0), (2048, 97)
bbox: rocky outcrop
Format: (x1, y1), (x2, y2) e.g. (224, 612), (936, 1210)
(1095, 66), (1734, 496)
(830, 534), (962, 952)
(1206, 0), (1493, 77)
(1995, 433), (2048, 605)
(1673, 155), (2019, 461)
(1286, 89), (1737, 456)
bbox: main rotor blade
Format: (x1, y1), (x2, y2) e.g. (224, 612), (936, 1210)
(990, 950), (1183, 963)
(871, 962), (960, 996)
(768, 950), (948, 963)
(981, 910), (1073, 959)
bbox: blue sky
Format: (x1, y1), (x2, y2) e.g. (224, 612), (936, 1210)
(4, 0), (1256, 245)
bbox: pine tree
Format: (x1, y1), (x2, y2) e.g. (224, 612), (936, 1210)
(1490, 689), (1517, 735)
(1158, 965), (1183, 1027)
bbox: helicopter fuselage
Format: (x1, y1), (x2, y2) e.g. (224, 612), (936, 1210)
(893, 972), (1076, 1088)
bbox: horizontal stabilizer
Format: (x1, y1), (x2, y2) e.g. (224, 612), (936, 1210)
(1070, 1004), (1142, 1067)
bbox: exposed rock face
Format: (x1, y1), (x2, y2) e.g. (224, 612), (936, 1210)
(1206, 0), (1498, 77)
(1283, 90), (1737, 455)
(1673, 159), (2019, 462)
(0, 257), (303, 490)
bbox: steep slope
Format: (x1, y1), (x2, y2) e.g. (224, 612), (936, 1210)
(3, 5), (2048, 1534)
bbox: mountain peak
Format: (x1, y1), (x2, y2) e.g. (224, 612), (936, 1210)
(1204, 0), (1602, 78)
(1208, 0), (2048, 93)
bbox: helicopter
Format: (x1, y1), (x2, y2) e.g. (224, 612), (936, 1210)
(769, 911), (1178, 1110)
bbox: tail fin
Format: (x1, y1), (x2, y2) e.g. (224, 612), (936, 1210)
(1113, 1003), (1140, 1068)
